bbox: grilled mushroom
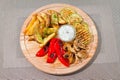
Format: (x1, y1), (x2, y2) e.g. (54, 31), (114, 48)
(76, 50), (89, 61)
(64, 52), (76, 64)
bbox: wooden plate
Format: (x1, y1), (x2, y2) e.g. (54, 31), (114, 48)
(20, 4), (98, 75)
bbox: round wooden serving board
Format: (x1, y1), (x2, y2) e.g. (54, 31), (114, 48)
(20, 4), (98, 75)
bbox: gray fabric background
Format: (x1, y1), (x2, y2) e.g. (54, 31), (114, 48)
(0, 0), (120, 80)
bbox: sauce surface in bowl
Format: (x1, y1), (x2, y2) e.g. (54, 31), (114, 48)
(58, 25), (76, 42)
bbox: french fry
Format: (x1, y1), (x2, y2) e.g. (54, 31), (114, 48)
(58, 14), (66, 24)
(37, 15), (45, 28)
(44, 33), (55, 45)
(46, 28), (57, 34)
(51, 13), (58, 25)
(39, 33), (56, 47)
(43, 27), (57, 34)
(28, 35), (35, 41)
(34, 20), (44, 43)
(40, 13), (50, 27)
(47, 10), (58, 15)
(52, 25), (59, 29)
(51, 13), (59, 29)
(24, 15), (37, 35)
(47, 10), (66, 25)
(25, 19), (39, 36)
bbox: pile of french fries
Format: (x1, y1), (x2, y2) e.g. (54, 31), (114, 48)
(24, 9), (71, 47)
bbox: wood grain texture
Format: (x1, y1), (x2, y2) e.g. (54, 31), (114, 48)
(20, 4), (98, 75)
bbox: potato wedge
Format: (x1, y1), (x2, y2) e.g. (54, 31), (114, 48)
(40, 13), (50, 27)
(43, 27), (57, 35)
(51, 13), (58, 25)
(42, 27), (57, 38)
(24, 15), (37, 35)
(25, 19), (39, 36)
(47, 10), (58, 15)
(34, 20), (43, 43)
(37, 15), (45, 28)
(43, 33), (55, 45)
(39, 33), (56, 47)
(51, 13), (59, 28)
(47, 10), (66, 25)
(58, 14), (66, 24)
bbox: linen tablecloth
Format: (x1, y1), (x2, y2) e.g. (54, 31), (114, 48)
(0, 0), (120, 80)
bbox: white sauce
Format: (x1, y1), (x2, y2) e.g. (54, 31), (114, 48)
(58, 25), (76, 42)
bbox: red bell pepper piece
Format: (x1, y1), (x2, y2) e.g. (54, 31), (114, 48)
(47, 38), (58, 63)
(58, 55), (69, 67)
(55, 39), (70, 67)
(47, 52), (57, 63)
(36, 46), (48, 57)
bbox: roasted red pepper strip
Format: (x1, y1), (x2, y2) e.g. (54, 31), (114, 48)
(55, 39), (70, 67)
(58, 56), (69, 67)
(36, 46), (48, 57)
(47, 38), (58, 63)
(47, 52), (57, 63)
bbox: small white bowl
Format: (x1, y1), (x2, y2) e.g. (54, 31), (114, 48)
(58, 24), (76, 42)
